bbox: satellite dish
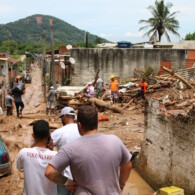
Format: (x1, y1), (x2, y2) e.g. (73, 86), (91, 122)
(60, 62), (65, 69)
(66, 45), (72, 50)
(2, 67), (6, 76)
(69, 57), (75, 64)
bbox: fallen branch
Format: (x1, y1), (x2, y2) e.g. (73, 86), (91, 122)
(122, 99), (133, 109)
(93, 68), (100, 86)
(176, 99), (195, 108)
(88, 97), (123, 114)
(164, 100), (177, 106)
(155, 76), (177, 82)
(101, 90), (110, 101)
(161, 66), (194, 89)
(68, 99), (87, 106)
(58, 96), (77, 100)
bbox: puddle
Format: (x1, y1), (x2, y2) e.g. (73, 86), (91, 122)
(123, 169), (153, 195)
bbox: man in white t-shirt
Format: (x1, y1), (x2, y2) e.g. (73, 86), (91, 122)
(16, 120), (57, 195)
(51, 107), (80, 195)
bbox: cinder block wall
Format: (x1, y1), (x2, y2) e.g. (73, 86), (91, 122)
(70, 48), (185, 86)
(135, 98), (195, 195)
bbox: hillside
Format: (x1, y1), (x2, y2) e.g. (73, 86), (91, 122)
(0, 14), (107, 44)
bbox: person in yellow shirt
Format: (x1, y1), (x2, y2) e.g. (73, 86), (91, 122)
(109, 75), (119, 103)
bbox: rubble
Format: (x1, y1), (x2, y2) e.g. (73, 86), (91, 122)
(55, 66), (195, 119)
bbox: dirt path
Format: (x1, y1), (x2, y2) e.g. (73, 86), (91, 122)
(0, 65), (46, 194)
(0, 65), (149, 194)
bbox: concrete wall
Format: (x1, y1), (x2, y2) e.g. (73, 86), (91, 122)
(70, 48), (185, 86)
(135, 99), (195, 195)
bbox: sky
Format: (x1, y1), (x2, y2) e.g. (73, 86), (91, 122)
(0, 0), (195, 43)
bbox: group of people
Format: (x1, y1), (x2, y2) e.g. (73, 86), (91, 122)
(84, 76), (104, 99)
(12, 74), (148, 194)
(84, 75), (119, 103)
(17, 105), (132, 195)
(82, 75), (148, 104)
(5, 75), (148, 119)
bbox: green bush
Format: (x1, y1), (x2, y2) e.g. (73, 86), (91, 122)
(144, 65), (154, 77)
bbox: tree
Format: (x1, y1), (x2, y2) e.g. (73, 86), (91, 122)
(0, 40), (18, 54)
(94, 36), (104, 44)
(139, 0), (180, 42)
(185, 32), (195, 40)
(85, 32), (89, 48)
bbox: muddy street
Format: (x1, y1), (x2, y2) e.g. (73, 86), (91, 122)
(0, 66), (153, 194)
(0, 65), (46, 194)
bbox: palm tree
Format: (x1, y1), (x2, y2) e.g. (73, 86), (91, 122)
(139, 0), (180, 42)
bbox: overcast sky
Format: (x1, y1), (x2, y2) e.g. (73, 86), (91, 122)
(0, 0), (194, 43)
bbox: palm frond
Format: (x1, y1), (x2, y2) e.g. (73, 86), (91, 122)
(143, 27), (156, 38)
(149, 30), (158, 42)
(164, 30), (171, 42)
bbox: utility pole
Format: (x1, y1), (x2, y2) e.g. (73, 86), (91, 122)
(42, 31), (46, 102)
(49, 19), (56, 88)
(5, 59), (9, 95)
(58, 57), (60, 85)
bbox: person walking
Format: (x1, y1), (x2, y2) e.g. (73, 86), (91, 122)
(109, 74), (119, 103)
(5, 91), (14, 116)
(136, 78), (148, 99)
(51, 106), (80, 195)
(16, 120), (57, 195)
(11, 84), (25, 118)
(45, 105), (132, 195)
(46, 86), (57, 115)
(95, 76), (103, 98)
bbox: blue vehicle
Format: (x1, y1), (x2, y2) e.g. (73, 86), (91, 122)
(0, 138), (11, 176)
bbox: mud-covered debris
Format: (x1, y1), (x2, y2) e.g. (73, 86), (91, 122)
(35, 103), (40, 108)
(18, 124), (22, 128)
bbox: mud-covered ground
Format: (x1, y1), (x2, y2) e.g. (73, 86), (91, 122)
(0, 66), (148, 195)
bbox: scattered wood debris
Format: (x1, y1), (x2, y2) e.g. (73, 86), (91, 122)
(55, 67), (195, 116)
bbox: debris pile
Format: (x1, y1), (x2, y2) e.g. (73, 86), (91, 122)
(56, 66), (195, 117)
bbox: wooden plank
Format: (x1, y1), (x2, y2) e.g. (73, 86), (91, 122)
(161, 66), (194, 89)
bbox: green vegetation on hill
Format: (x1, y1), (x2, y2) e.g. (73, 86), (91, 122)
(0, 40), (47, 55)
(0, 14), (106, 54)
(185, 32), (195, 40)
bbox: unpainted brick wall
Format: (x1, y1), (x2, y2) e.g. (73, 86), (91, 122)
(158, 61), (172, 75)
(135, 98), (195, 195)
(185, 59), (195, 69)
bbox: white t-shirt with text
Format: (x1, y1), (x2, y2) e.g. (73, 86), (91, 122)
(16, 147), (57, 195)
